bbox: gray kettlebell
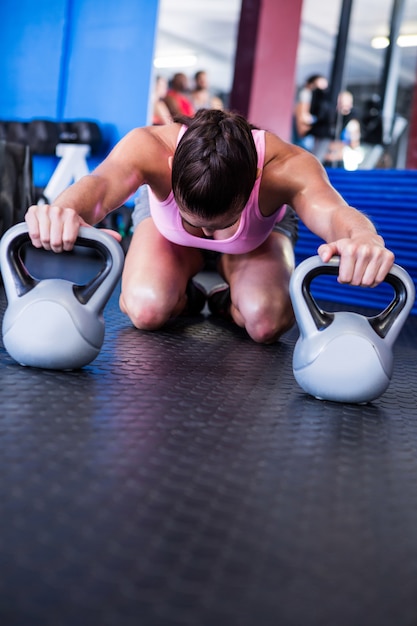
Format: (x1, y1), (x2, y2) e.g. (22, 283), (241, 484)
(290, 255), (415, 403)
(0, 222), (125, 370)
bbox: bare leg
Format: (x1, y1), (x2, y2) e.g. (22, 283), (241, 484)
(218, 232), (295, 343)
(120, 218), (204, 330)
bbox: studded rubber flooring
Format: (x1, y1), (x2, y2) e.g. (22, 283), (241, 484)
(1, 248), (417, 626)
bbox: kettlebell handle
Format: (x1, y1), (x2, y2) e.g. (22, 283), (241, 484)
(0, 223), (125, 312)
(3, 231), (39, 297)
(290, 256), (415, 345)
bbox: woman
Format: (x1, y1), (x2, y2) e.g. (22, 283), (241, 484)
(25, 109), (394, 344)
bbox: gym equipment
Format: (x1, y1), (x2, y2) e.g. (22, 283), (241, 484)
(0, 222), (124, 370)
(6, 121), (28, 145)
(27, 119), (60, 155)
(40, 143), (91, 204)
(69, 121), (103, 154)
(0, 140), (33, 237)
(36, 121), (103, 203)
(0, 121), (7, 141)
(290, 255), (415, 403)
(57, 121), (103, 154)
(27, 119), (103, 156)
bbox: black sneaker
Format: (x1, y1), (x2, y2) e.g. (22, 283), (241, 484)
(185, 279), (207, 315)
(207, 284), (231, 318)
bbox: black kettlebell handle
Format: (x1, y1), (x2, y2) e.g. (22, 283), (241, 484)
(5, 232), (39, 297)
(5, 230), (114, 305)
(301, 262), (408, 338)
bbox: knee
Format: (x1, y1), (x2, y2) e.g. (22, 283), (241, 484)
(120, 285), (174, 330)
(241, 298), (295, 344)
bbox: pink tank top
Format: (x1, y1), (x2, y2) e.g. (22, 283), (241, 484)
(148, 127), (286, 254)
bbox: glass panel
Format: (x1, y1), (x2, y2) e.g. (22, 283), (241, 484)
(295, 0), (417, 169)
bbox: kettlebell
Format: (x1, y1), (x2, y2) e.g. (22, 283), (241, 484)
(0, 222), (125, 370)
(290, 255), (415, 403)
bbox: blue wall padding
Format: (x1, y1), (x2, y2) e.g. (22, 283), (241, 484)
(1, 0), (66, 119)
(295, 169), (417, 315)
(61, 0), (158, 141)
(0, 0), (158, 145)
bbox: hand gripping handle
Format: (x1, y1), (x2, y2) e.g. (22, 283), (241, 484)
(289, 255), (415, 346)
(0, 222), (125, 313)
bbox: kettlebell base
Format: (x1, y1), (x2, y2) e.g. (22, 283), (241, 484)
(293, 366), (391, 403)
(293, 334), (392, 404)
(3, 300), (103, 370)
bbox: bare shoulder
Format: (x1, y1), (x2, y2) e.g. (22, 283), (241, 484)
(258, 131), (338, 213)
(93, 123), (182, 196)
(263, 130), (310, 169)
(262, 131), (330, 196)
(109, 123), (181, 168)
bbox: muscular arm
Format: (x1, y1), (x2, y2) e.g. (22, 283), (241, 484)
(25, 125), (176, 251)
(263, 135), (395, 286)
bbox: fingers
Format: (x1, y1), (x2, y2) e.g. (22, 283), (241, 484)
(349, 246), (395, 286)
(318, 240), (395, 286)
(317, 242), (338, 264)
(100, 228), (123, 243)
(25, 204), (85, 252)
(25, 205), (43, 248)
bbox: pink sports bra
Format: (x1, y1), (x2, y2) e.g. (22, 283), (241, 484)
(148, 126), (286, 254)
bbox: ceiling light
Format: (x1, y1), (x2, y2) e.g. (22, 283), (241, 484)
(371, 34), (417, 49)
(398, 34), (417, 47)
(153, 54), (198, 69)
(371, 36), (390, 49)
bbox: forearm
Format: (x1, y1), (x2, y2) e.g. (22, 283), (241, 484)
(51, 173), (121, 225)
(312, 201), (394, 285)
(288, 156), (394, 284)
(321, 204), (384, 246)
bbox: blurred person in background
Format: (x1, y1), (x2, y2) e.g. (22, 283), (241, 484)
(152, 76), (173, 126)
(164, 73), (195, 118)
(190, 70), (223, 111)
(324, 90), (363, 170)
(293, 73), (328, 151)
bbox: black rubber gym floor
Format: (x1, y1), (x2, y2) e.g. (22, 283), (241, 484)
(1, 249), (417, 626)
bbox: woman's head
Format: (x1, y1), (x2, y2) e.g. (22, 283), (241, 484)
(171, 109), (258, 223)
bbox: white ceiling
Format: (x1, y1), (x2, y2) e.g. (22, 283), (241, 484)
(154, 0), (417, 95)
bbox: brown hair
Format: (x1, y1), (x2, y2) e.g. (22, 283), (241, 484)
(171, 109), (258, 220)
